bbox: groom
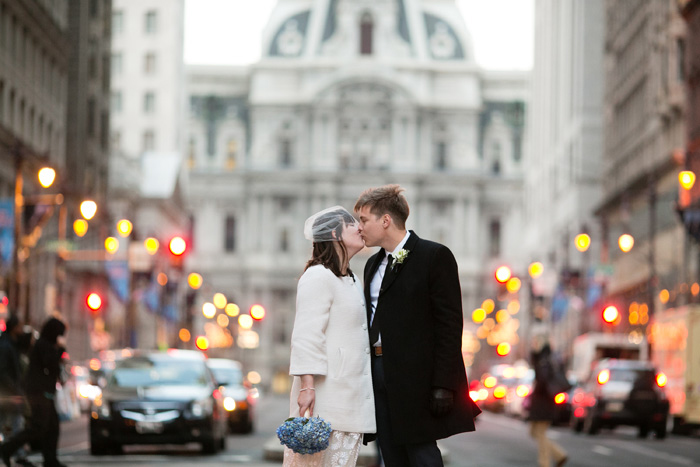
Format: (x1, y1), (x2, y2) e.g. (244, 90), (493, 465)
(355, 184), (479, 467)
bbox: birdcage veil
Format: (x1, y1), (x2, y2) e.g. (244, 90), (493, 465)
(303, 206), (357, 242)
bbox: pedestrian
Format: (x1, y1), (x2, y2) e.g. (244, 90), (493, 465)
(354, 184), (480, 467)
(1, 316), (68, 467)
(0, 314), (34, 466)
(527, 334), (568, 467)
(284, 206), (376, 466)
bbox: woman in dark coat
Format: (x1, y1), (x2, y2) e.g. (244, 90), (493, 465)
(1, 317), (67, 467)
(527, 336), (568, 467)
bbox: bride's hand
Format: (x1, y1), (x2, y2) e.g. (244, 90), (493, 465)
(298, 389), (315, 417)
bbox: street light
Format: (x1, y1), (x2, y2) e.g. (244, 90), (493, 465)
(80, 200), (97, 220)
(37, 167), (56, 188)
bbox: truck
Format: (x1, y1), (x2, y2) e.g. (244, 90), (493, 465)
(648, 305), (700, 434)
(570, 332), (648, 384)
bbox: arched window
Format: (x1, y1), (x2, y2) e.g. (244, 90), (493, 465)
(360, 13), (373, 55)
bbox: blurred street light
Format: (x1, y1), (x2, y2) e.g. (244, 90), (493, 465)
(679, 170), (696, 190)
(528, 262), (543, 278)
(73, 219), (88, 237)
(80, 200), (97, 220)
(574, 233), (591, 252)
(37, 167), (56, 188)
(104, 237), (119, 254)
(187, 272), (203, 289)
(495, 266), (512, 283)
(144, 237), (159, 255)
(116, 219), (133, 237)
(618, 234), (634, 252)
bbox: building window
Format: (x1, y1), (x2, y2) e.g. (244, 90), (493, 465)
(111, 52), (122, 75)
(435, 142), (447, 170)
(112, 10), (123, 34)
(0, 81), (4, 123)
(279, 228), (289, 252)
(677, 38), (685, 82)
(360, 13), (373, 55)
(90, 0), (99, 18)
(144, 52), (156, 74)
(112, 130), (122, 151)
(87, 98), (95, 136)
(279, 139), (292, 167)
(145, 11), (157, 34)
(491, 142), (501, 175)
(489, 219), (501, 257)
(143, 130), (155, 151)
(227, 139), (237, 170)
(143, 92), (155, 113)
(224, 215), (236, 252)
(100, 111), (109, 150)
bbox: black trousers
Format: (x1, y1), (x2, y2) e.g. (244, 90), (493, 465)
(2, 395), (60, 467)
(371, 355), (444, 467)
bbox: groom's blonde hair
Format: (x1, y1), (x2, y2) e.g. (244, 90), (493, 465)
(354, 184), (409, 230)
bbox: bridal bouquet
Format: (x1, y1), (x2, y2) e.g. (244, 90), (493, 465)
(276, 416), (332, 455)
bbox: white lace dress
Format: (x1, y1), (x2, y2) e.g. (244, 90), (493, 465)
(282, 431), (362, 467)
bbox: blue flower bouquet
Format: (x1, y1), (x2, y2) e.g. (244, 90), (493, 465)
(276, 416), (332, 455)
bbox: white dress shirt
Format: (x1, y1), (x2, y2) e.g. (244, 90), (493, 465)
(369, 231), (410, 346)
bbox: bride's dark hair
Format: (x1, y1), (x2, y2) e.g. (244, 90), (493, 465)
(305, 209), (355, 278)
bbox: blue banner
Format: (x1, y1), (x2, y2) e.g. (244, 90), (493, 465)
(104, 261), (130, 303)
(0, 199), (14, 270)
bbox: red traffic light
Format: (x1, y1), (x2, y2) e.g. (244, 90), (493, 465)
(495, 266), (512, 283)
(168, 236), (187, 256)
(250, 304), (266, 320)
(602, 305), (619, 324)
(86, 292), (102, 312)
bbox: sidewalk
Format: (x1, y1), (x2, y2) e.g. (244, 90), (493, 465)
(264, 436), (450, 466)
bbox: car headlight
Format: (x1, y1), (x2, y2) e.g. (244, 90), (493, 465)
(223, 397), (236, 412)
(191, 398), (213, 417)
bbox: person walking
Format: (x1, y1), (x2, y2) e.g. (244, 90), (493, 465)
(284, 206), (376, 466)
(0, 315), (34, 466)
(527, 335), (569, 467)
(354, 184), (480, 467)
(1, 316), (68, 467)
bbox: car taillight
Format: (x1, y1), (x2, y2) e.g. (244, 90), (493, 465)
(597, 369), (610, 385)
(656, 372), (667, 388)
(469, 390), (481, 402)
(554, 392), (568, 404)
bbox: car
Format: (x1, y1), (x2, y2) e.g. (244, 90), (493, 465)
(206, 358), (255, 433)
(89, 349), (227, 455)
(570, 358), (669, 438)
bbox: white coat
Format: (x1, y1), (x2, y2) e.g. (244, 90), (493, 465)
(288, 265), (376, 434)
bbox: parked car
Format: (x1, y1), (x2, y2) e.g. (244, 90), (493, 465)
(570, 358), (669, 438)
(206, 358), (255, 433)
(89, 349), (227, 455)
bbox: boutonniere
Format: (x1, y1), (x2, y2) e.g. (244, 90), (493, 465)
(391, 249), (409, 271)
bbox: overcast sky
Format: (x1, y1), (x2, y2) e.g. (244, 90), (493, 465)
(183, 0), (534, 70)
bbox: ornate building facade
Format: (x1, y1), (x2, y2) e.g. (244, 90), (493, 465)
(184, 0), (529, 389)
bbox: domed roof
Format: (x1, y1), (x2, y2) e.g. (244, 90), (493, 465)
(261, 0), (475, 63)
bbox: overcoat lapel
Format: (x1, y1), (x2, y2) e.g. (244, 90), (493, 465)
(379, 231), (418, 296)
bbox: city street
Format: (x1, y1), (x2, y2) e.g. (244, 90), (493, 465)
(23, 394), (700, 467)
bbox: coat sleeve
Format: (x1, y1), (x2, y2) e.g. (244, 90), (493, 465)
(289, 267), (334, 376)
(428, 245), (465, 391)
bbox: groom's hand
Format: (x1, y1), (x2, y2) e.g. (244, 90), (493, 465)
(430, 387), (454, 417)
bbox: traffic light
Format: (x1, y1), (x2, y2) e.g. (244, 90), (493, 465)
(602, 305), (620, 325)
(250, 304), (266, 320)
(86, 292), (103, 315)
(167, 236), (187, 268)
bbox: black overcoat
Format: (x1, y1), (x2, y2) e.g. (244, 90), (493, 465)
(363, 231), (479, 445)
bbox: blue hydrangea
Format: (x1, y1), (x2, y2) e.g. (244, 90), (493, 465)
(276, 416), (332, 455)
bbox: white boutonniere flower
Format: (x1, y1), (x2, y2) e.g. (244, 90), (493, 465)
(391, 249), (409, 270)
